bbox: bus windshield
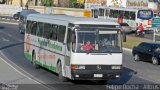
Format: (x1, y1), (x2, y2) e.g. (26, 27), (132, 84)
(137, 10), (153, 19)
(75, 28), (122, 53)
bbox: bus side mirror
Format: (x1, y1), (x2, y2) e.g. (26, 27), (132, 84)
(122, 31), (126, 42)
(71, 33), (75, 43)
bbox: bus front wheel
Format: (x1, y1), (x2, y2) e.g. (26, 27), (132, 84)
(57, 62), (68, 82)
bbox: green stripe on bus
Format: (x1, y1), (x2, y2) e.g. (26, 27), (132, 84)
(24, 52), (32, 62)
(25, 52), (56, 72)
(36, 60), (56, 72)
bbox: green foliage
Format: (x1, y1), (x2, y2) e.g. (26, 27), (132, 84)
(69, 0), (84, 8)
(42, 0), (54, 7)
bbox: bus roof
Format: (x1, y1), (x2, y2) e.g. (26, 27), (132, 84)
(96, 7), (151, 12)
(27, 14), (119, 26)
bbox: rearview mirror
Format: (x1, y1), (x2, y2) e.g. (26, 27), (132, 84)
(122, 31), (126, 42)
(71, 32), (76, 43)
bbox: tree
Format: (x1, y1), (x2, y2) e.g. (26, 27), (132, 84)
(0, 0), (6, 4)
(69, 0), (84, 8)
(42, 0), (53, 6)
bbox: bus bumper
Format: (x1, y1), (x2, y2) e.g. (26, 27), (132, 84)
(71, 70), (122, 80)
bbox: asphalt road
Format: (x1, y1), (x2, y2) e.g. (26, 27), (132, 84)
(127, 30), (160, 41)
(0, 22), (160, 90)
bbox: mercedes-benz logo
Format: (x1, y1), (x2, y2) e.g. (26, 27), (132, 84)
(96, 65), (101, 70)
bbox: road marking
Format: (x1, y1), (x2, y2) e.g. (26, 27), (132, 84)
(0, 30), (23, 42)
(2, 37), (9, 42)
(0, 21), (18, 25)
(0, 51), (54, 90)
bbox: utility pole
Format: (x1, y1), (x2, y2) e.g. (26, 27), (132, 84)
(20, 0), (23, 7)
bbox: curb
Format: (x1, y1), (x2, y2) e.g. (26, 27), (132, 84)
(0, 21), (18, 25)
(123, 48), (132, 52)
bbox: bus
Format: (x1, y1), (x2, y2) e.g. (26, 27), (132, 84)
(24, 14), (125, 82)
(91, 7), (154, 31)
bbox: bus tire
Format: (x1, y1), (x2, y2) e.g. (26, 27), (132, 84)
(57, 62), (68, 82)
(32, 52), (40, 69)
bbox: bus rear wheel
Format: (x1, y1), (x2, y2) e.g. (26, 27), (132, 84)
(32, 53), (40, 69)
(57, 62), (68, 82)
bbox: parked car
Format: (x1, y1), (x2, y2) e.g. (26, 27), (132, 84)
(18, 9), (39, 34)
(119, 23), (132, 33)
(13, 12), (20, 20)
(13, 9), (39, 20)
(132, 42), (160, 65)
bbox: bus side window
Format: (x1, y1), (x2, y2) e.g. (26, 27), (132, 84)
(50, 24), (58, 41)
(44, 23), (51, 39)
(109, 9), (114, 18)
(57, 25), (66, 43)
(99, 8), (104, 16)
(26, 20), (32, 34)
(113, 10), (118, 18)
(37, 22), (43, 37)
(67, 28), (71, 51)
(105, 9), (109, 17)
(130, 12), (135, 20)
(31, 21), (37, 35)
(124, 11), (129, 19)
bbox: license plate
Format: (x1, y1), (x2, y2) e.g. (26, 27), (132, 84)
(94, 74), (103, 77)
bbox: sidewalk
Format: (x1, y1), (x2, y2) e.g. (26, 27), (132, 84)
(0, 54), (51, 90)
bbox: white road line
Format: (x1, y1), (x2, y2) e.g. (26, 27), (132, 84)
(0, 51), (54, 90)
(2, 37), (9, 42)
(0, 30), (23, 42)
(6, 33), (23, 42)
(0, 21), (18, 25)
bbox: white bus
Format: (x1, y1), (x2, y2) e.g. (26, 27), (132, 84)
(91, 7), (154, 31)
(24, 14), (125, 82)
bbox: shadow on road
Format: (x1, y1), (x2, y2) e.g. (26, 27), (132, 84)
(0, 42), (24, 50)
(68, 67), (136, 85)
(0, 26), (4, 29)
(108, 67), (137, 85)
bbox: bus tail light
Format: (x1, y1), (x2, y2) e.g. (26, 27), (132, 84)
(71, 65), (85, 70)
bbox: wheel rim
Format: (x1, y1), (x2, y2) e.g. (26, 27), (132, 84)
(152, 57), (158, 65)
(134, 54), (139, 61)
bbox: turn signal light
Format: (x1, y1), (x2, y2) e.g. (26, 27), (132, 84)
(71, 65), (85, 70)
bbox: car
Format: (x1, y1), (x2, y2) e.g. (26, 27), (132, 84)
(18, 9), (39, 34)
(13, 12), (20, 20)
(13, 9), (39, 20)
(119, 23), (132, 33)
(132, 42), (160, 65)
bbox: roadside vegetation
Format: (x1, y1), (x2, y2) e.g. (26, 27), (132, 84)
(123, 36), (152, 49)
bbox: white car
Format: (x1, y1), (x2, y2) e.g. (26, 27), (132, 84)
(119, 23), (132, 33)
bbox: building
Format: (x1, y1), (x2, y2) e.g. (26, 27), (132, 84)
(5, 0), (28, 6)
(4, 0), (74, 7)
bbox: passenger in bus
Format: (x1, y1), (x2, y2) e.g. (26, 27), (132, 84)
(100, 38), (112, 51)
(102, 38), (112, 46)
(81, 41), (94, 51)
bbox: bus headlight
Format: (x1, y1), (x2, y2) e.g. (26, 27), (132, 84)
(71, 65), (86, 70)
(111, 65), (122, 70)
